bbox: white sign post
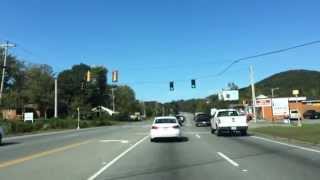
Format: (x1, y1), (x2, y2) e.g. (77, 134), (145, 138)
(272, 98), (289, 116)
(292, 90), (302, 127)
(24, 112), (34, 123)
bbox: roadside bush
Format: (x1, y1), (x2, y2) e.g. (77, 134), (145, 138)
(0, 116), (118, 135)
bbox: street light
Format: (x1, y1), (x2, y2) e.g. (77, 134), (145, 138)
(270, 88), (279, 122)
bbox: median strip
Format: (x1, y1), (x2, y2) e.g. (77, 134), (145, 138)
(0, 140), (91, 169)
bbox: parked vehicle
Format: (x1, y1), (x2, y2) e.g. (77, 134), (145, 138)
(303, 110), (320, 119)
(289, 109), (301, 120)
(0, 126), (4, 145)
(195, 113), (211, 127)
(210, 109), (248, 136)
(150, 116), (181, 142)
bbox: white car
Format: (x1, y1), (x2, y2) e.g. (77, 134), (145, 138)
(150, 116), (181, 141)
(289, 109), (300, 120)
(0, 126), (4, 145)
(210, 109), (248, 136)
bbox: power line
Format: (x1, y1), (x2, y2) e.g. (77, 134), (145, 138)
(123, 40), (320, 85)
(216, 40), (320, 76)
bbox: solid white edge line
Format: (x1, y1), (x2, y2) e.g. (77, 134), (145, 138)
(88, 136), (148, 180)
(251, 136), (320, 154)
(217, 152), (239, 167)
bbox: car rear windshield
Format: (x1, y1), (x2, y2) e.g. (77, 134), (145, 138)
(217, 111), (238, 117)
(196, 115), (210, 122)
(155, 119), (177, 124)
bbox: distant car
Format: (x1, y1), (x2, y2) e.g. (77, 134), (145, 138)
(210, 109), (248, 136)
(150, 116), (181, 142)
(289, 109), (301, 120)
(303, 110), (320, 119)
(0, 126), (4, 145)
(194, 112), (205, 121)
(195, 114), (211, 127)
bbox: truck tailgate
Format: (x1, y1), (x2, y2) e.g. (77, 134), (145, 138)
(218, 116), (247, 127)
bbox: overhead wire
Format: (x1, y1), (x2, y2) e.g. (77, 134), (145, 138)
(2, 37), (320, 86)
(123, 40), (320, 85)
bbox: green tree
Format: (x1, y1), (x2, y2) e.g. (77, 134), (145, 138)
(58, 64), (91, 115)
(24, 64), (55, 119)
(114, 85), (138, 114)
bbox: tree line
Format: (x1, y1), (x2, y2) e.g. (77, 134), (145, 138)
(0, 50), (143, 120)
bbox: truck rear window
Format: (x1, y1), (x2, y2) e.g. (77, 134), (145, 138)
(217, 111), (238, 117)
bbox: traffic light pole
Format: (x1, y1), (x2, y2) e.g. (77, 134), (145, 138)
(112, 87), (115, 112)
(54, 79), (58, 118)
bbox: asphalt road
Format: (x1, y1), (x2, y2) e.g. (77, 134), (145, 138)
(1, 114), (320, 180)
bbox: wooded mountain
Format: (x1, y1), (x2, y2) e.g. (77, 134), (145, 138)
(240, 69), (320, 100)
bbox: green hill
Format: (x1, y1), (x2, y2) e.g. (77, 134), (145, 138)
(240, 70), (320, 100)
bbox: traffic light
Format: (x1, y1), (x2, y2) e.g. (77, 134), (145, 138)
(112, 70), (119, 83)
(191, 79), (196, 88)
(169, 81), (174, 91)
(86, 70), (91, 82)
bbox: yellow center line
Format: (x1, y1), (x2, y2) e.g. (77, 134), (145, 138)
(0, 140), (91, 169)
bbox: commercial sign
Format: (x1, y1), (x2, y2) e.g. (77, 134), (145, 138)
(272, 98), (289, 116)
(255, 99), (272, 107)
(24, 112), (34, 123)
(292, 90), (300, 96)
(218, 90), (239, 101)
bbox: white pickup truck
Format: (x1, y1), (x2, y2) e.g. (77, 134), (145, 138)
(210, 109), (248, 136)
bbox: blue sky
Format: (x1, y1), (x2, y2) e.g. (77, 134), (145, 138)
(1, 0), (320, 102)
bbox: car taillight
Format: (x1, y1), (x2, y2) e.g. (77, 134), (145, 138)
(173, 125), (180, 129)
(152, 126), (158, 129)
(217, 119), (221, 124)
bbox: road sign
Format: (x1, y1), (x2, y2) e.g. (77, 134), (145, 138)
(218, 90), (239, 101)
(24, 112), (34, 123)
(292, 90), (299, 96)
(255, 99), (272, 107)
(272, 98), (289, 116)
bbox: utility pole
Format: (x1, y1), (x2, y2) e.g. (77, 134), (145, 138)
(111, 87), (115, 112)
(249, 65), (257, 122)
(54, 79), (58, 118)
(0, 41), (16, 104)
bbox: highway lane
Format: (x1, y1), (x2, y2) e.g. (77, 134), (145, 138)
(1, 115), (320, 180)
